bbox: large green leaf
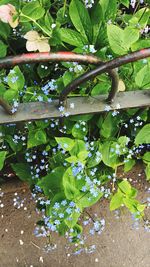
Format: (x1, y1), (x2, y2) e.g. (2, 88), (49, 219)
(145, 164), (150, 180)
(77, 190), (103, 208)
(142, 152), (150, 163)
(59, 28), (86, 47)
(110, 191), (124, 211)
(55, 137), (75, 151)
(123, 27), (139, 48)
(63, 167), (80, 200)
(119, 0), (129, 8)
(0, 21), (10, 40)
(37, 167), (65, 197)
(69, 0), (93, 42)
(28, 129), (47, 148)
(91, 2), (103, 44)
(135, 65), (150, 89)
(100, 0), (117, 20)
(3, 89), (18, 102)
(107, 25), (139, 55)
(0, 41), (7, 58)
(100, 113), (119, 138)
(0, 151), (7, 171)
(107, 24), (126, 55)
(135, 124), (150, 145)
(7, 66), (25, 91)
(11, 163), (33, 185)
(129, 7), (150, 29)
(65, 210), (81, 228)
(72, 122), (88, 139)
(101, 141), (120, 168)
(20, 1), (45, 22)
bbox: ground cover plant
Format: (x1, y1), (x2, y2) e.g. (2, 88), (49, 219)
(0, 0), (150, 254)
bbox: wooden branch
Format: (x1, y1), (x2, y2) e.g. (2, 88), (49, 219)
(0, 90), (149, 124)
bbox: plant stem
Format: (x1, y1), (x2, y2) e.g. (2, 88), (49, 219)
(20, 13), (52, 37)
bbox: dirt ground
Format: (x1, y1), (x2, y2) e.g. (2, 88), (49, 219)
(0, 164), (150, 267)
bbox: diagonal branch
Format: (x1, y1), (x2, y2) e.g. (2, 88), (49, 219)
(59, 48), (150, 104)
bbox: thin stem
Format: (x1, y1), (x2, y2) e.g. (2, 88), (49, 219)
(20, 13), (52, 37)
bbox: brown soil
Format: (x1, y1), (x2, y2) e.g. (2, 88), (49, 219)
(0, 164), (150, 267)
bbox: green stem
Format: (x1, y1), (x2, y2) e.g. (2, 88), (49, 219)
(20, 13), (51, 37)
(63, 0), (67, 17)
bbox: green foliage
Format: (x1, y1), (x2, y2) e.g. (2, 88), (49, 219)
(37, 166), (65, 197)
(0, 41), (7, 58)
(107, 25), (139, 55)
(7, 66), (25, 91)
(11, 163), (33, 186)
(0, 151), (7, 170)
(20, 1), (45, 22)
(0, 0), (149, 245)
(110, 180), (145, 218)
(135, 124), (150, 145)
(69, 0), (92, 43)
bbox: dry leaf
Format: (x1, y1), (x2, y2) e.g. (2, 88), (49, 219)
(118, 79), (126, 92)
(24, 30), (50, 52)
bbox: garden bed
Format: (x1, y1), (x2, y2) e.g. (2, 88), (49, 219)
(0, 163), (150, 267)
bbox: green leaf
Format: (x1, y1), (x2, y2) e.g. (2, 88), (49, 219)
(118, 180), (131, 195)
(119, 0), (129, 8)
(0, 151), (7, 171)
(110, 191), (124, 211)
(72, 122), (88, 139)
(63, 71), (74, 86)
(37, 64), (51, 78)
(100, 0), (117, 20)
(135, 124), (150, 145)
(69, 0), (92, 42)
(131, 39), (150, 51)
(20, 1), (45, 22)
(77, 190), (103, 208)
(135, 65), (150, 89)
(7, 66), (25, 91)
(59, 28), (86, 47)
(129, 8), (150, 29)
(11, 163), (33, 185)
(5, 135), (23, 152)
(37, 167), (65, 197)
(28, 129), (47, 148)
(65, 156), (78, 164)
(107, 24), (126, 55)
(142, 152), (150, 163)
(100, 113), (119, 138)
(0, 21), (10, 40)
(91, 2), (103, 43)
(123, 27), (139, 48)
(69, 114), (93, 122)
(35, 129), (47, 143)
(145, 164), (150, 180)
(91, 83), (110, 96)
(65, 210), (81, 228)
(40, 0), (51, 8)
(0, 41), (7, 58)
(123, 198), (138, 213)
(70, 140), (87, 158)
(87, 143), (102, 168)
(3, 89), (18, 102)
(55, 137), (75, 151)
(63, 167), (80, 200)
(128, 187), (138, 198)
(101, 141), (120, 168)
(124, 159), (135, 172)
